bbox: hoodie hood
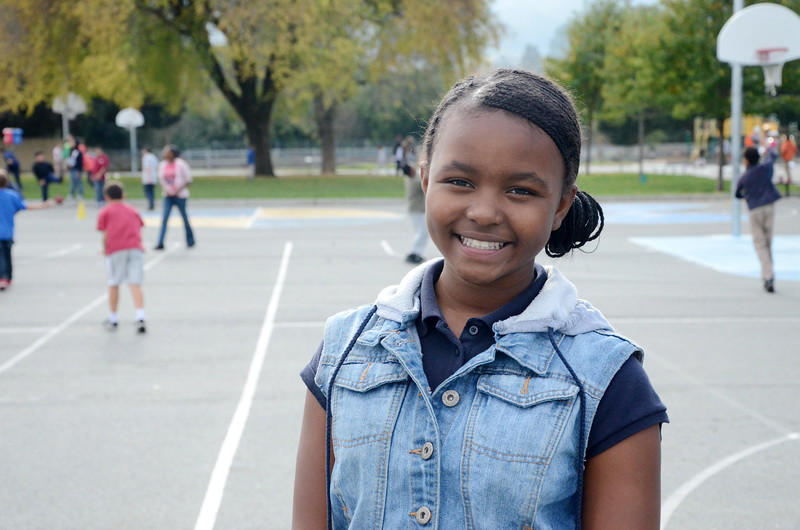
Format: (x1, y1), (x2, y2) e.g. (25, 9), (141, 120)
(374, 259), (613, 336)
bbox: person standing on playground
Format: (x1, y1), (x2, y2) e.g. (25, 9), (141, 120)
(736, 146), (782, 293)
(66, 137), (84, 200)
(90, 146), (109, 206)
(4, 150), (22, 192)
(402, 137), (428, 264)
(779, 134), (796, 196)
(154, 145), (195, 250)
(293, 69), (667, 529)
(97, 181), (146, 333)
(141, 147), (159, 211)
(0, 170), (55, 290)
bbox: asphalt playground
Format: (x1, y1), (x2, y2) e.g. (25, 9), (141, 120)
(1, 193), (799, 529)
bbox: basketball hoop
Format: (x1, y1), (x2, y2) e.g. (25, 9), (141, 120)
(757, 47), (788, 96)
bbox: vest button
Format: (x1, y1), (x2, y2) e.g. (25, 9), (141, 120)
(442, 390), (460, 407)
(420, 441), (434, 460)
(415, 506), (432, 525)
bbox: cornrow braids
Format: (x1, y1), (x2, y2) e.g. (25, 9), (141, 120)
(422, 68), (605, 257)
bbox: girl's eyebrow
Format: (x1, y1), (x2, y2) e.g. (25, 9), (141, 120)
(438, 160), (477, 174)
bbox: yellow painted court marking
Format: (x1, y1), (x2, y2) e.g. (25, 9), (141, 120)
(144, 207), (401, 229)
(256, 207), (400, 219)
(143, 218), (250, 229)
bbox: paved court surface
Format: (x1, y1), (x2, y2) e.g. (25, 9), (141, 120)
(1, 194), (799, 529)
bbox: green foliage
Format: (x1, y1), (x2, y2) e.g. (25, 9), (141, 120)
(547, 0), (625, 122)
(601, 4), (666, 124)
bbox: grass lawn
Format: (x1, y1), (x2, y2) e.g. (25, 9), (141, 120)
(17, 172), (800, 200)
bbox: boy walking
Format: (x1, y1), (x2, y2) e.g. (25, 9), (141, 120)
(736, 146), (782, 293)
(0, 170), (54, 290)
(96, 181), (147, 332)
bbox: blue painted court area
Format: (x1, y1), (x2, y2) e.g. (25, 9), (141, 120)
(630, 234), (800, 281)
(603, 202), (739, 224)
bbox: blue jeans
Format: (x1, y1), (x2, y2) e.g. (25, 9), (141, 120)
(143, 184), (155, 210)
(157, 196), (195, 247)
(0, 239), (13, 280)
(69, 169), (84, 199)
(93, 180), (105, 205)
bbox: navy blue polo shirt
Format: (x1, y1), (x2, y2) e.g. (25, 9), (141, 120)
(301, 261), (668, 459)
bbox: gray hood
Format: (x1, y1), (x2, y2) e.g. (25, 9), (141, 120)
(374, 259), (613, 336)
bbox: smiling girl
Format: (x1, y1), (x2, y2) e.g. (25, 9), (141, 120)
(293, 69), (667, 529)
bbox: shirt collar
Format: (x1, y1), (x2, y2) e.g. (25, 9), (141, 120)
(417, 261), (547, 336)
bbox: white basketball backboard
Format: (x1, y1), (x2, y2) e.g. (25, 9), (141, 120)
(717, 3), (800, 65)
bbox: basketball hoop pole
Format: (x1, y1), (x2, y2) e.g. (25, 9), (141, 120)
(730, 0), (744, 237)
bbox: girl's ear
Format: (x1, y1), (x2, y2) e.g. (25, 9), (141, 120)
(552, 184), (578, 231)
(420, 161), (429, 193)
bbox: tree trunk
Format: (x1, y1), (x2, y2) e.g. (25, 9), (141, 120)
(716, 118), (725, 191)
(239, 97), (277, 177)
(314, 93), (337, 175)
(585, 114), (593, 175)
(245, 119), (275, 177)
(638, 113), (645, 179)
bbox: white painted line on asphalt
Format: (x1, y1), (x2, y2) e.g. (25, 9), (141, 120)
(246, 208), (261, 229)
(381, 239), (398, 257)
(0, 327), (56, 334)
(194, 241), (293, 530)
(0, 248), (175, 377)
(275, 321), (324, 328)
(661, 433), (800, 529)
(43, 243), (82, 259)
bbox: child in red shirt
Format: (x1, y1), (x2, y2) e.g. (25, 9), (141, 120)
(96, 181), (146, 333)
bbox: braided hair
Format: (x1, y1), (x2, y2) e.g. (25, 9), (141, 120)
(421, 68), (603, 258)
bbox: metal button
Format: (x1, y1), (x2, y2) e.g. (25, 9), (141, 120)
(420, 441), (434, 460)
(415, 506), (432, 525)
(442, 390), (460, 407)
(468, 325), (479, 335)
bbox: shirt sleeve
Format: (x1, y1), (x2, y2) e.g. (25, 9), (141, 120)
(300, 341), (326, 410)
(586, 356), (669, 460)
(96, 209), (106, 231)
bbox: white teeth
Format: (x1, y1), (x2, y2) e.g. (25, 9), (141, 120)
(460, 236), (503, 250)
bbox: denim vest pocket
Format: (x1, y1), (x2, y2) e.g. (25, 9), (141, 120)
(462, 374), (579, 528)
(330, 361), (410, 528)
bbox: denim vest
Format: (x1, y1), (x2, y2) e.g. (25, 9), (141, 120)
(315, 263), (641, 529)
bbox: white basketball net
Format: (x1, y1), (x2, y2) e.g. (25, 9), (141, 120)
(762, 62), (784, 96)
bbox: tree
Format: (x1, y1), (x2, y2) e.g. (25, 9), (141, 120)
(0, 1), (194, 115)
(546, 0), (625, 175)
(293, 0), (498, 174)
(659, 0), (737, 190)
(601, 4), (668, 178)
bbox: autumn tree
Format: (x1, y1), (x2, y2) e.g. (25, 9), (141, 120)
(601, 4), (668, 178)
(0, 1), (192, 114)
(658, 0), (738, 190)
(546, 0), (625, 175)
(292, 0), (498, 174)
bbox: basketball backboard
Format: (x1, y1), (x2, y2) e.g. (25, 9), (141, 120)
(717, 3), (800, 66)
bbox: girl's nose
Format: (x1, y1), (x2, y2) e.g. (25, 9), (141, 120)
(465, 192), (503, 226)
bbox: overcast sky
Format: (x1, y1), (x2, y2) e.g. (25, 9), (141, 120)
(489, 0), (658, 63)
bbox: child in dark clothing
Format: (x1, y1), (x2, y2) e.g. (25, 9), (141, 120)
(31, 151), (63, 202)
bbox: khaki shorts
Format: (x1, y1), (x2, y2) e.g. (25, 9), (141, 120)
(106, 249), (144, 286)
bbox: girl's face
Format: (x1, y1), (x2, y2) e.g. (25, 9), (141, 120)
(421, 108), (576, 294)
